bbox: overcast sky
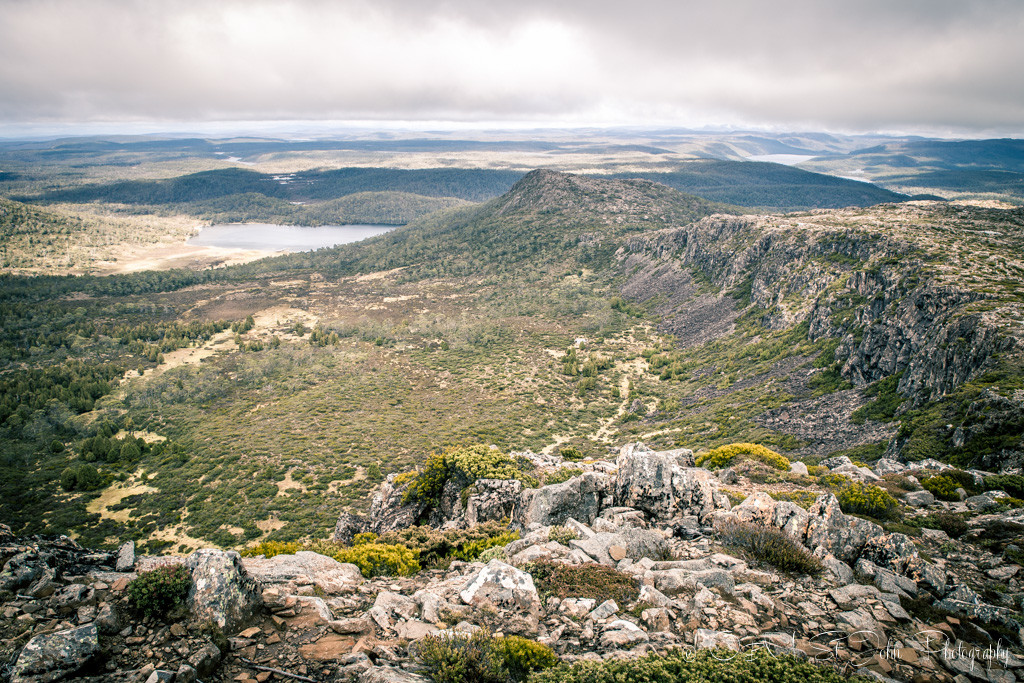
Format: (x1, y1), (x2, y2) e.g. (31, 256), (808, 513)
(1, 0), (1022, 137)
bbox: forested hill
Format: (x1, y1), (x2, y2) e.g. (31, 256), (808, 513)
(16, 161), (921, 213)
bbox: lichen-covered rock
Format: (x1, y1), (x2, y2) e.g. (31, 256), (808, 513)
(803, 493), (883, 564)
(0, 551), (44, 593)
(115, 540), (135, 572)
(242, 550), (362, 594)
(185, 549), (263, 635)
(359, 666), (430, 683)
(459, 559), (540, 613)
(858, 533), (920, 575)
(693, 628), (740, 650)
(465, 478), (523, 527)
(615, 445), (727, 523)
(48, 583), (95, 614)
(11, 624), (99, 683)
(513, 472), (611, 527)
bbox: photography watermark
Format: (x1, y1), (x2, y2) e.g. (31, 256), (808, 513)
(681, 628), (1020, 671)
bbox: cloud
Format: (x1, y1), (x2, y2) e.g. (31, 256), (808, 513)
(1, 0), (1022, 134)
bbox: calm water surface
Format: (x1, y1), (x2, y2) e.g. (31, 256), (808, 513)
(187, 223), (396, 251)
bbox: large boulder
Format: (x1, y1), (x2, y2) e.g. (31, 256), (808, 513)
(513, 472), (611, 527)
(803, 493), (883, 564)
(465, 479), (523, 527)
(11, 624), (99, 683)
(242, 551), (362, 594)
(186, 549), (263, 634)
(615, 444), (727, 523)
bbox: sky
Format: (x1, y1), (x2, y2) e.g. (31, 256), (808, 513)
(1, 0), (1023, 137)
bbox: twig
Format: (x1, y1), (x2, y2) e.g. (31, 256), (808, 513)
(237, 656), (318, 683)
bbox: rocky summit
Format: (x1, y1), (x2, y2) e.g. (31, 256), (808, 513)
(2, 441), (1022, 683)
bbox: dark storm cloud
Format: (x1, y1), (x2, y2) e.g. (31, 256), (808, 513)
(0, 0), (1022, 133)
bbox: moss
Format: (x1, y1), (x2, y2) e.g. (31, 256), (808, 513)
(696, 442), (790, 471)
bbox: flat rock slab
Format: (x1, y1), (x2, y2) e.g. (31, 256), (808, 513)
(299, 634), (356, 661)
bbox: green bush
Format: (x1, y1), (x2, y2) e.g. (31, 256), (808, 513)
(559, 446), (585, 462)
(822, 474), (902, 520)
(452, 532), (520, 562)
(418, 629), (557, 683)
(526, 561), (638, 604)
(921, 475), (961, 501)
(127, 565), (192, 620)
(529, 647), (868, 683)
(715, 518), (822, 575)
(494, 636), (558, 681)
(327, 542), (420, 577)
(239, 541), (303, 558)
(547, 525), (578, 545)
(378, 521), (517, 568)
(403, 445), (534, 509)
(696, 443), (790, 471)
(985, 474), (1024, 499)
(909, 512), (969, 539)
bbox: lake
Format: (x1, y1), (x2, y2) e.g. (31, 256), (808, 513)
(186, 223), (396, 251)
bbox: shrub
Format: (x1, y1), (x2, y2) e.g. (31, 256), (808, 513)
(529, 647), (869, 683)
(127, 565), (192, 620)
(527, 561), (638, 604)
(239, 541), (302, 558)
(543, 468), (582, 485)
(378, 521), (516, 567)
(559, 446), (585, 462)
(403, 445), (533, 509)
(985, 474), (1024, 499)
(909, 512), (968, 539)
(327, 542), (420, 577)
(696, 443), (790, 471)
(921, 475), (960, 501)
(418, 629), (557, 683)
(715, 518), (823, 574)
(822, 474), (902, 520)
(493, 635), (558, 681)
(477, 546), (507, 563)
(452, 532), (520, 562)
(547, 525), (577, 545)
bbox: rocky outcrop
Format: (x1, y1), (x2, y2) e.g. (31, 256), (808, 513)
(614, 443), (727, 524)
(514, 472), (612, 528)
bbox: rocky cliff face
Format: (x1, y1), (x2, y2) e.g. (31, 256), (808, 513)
(619, 206), (1020, 402)
(616, 202), (1024, 465)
